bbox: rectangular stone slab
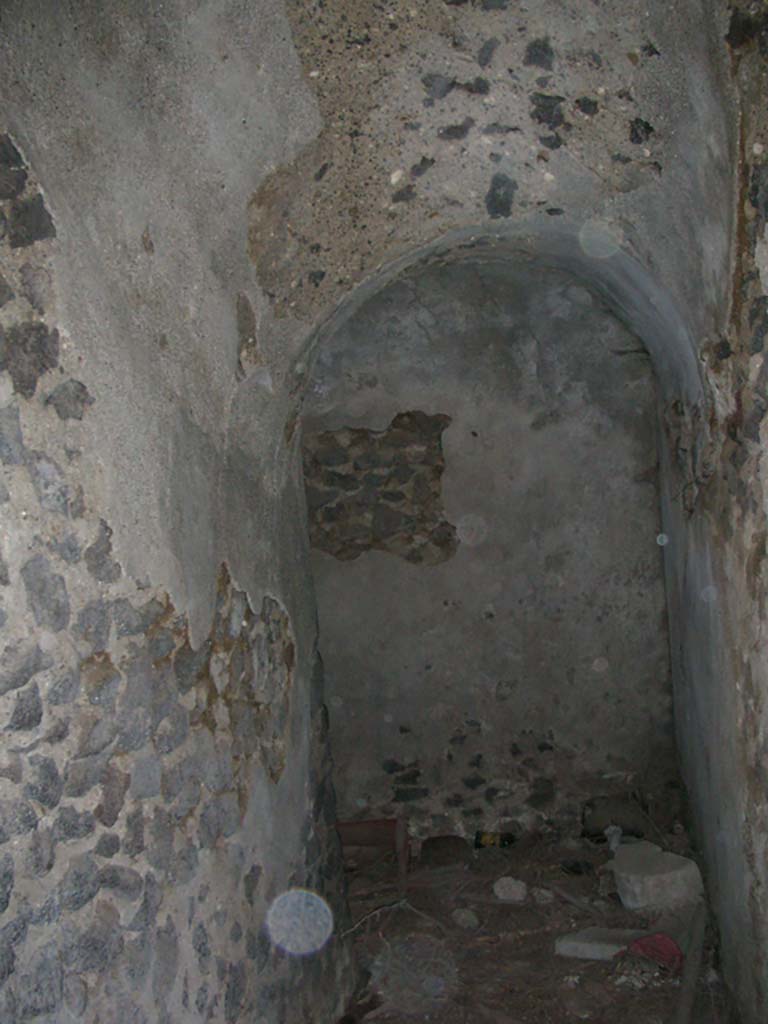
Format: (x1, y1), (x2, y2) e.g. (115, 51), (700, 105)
(555, 927), (648, 961)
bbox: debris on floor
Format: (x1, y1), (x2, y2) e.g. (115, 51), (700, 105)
(492, 876), (528, 903)
(610, 840), (704, 909)
(336, 822), (734, 1023)
(555, 926), (648, 961)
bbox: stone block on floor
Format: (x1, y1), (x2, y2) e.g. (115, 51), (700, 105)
(610, 841), (703, 910)
(555, 927), (648, 961)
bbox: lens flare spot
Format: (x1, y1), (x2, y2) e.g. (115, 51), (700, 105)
(266, 889), (333, 956)
(656, 533), (669, 547)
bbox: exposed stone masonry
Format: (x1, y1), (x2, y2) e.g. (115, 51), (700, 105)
(303, 410), (458, 564)
(0, 134), (348, 1023)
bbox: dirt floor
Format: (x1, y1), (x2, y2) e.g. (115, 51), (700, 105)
(336, 832), (735, 1024)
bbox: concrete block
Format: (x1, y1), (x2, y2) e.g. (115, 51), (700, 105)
(555, 927), (648, 961)
(611, 841), (703, 910)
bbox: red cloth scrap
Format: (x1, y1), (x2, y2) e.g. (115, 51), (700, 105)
(626, 933), (685, 974)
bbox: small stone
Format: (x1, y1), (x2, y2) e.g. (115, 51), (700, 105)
(25, 452), (71, 515)
(422, 72), (455, 101)
(27, 826), (55, 875)
(49, 533), (82, 564)
(146, 807), (174, 874)
(477, 37), (499, 67)
(225, 960), (246, 1023)
(629, 117), (654, 144)
(84, 519), (121, 583)
(193, 921), (211, 963)
(155, 704), (189, 754)
(173, 637), (211, 692)
(0, 406), (25, 466)
(112, 596), (165, 637)
(73, 600), (111, 653)
(611, 841), (704, 910)
(199, 793), (240, 849)
(556, 926), (647, 961)
(53, 806), (96, 842)
(152, 916), (179, 1004)
(196, 984), (209, 1014)
(95, 763), (130, 827)
(576, 96), (599, 116)
(9, 193), (56, 248)
(24, 755), (63, 809)
(20, 554), (70, 630)
(0, 935), (15, 987)
(130, 755), (161, 798)
(45, 380), (93, 420)
(1, 139), (24, 171)
(493, 876), (528, 903)
(438, 117), (474, 140)
(532, 887), (555, 904)
(530, 92), (566, 129)
(0, 321), (59, 397)
(59, 854), (101, 911)
(116, 705), (152, 753)
(123, 807), (145, 857)
(0, 853), (14, 913)
(98, 865), (143, 901)
(393, 787), (429, 802)
(126, 873), (161, 932)
(19, 263), (50, 314)
(94, 833), (120, 858)
(174, 841), (199, 884)
(47, 668), (80, 705)
(148, 628), (175, 661)
(61, 903), (124, 971)
(244, 864), (262, 906)
(525, 37), (554, 70)
(28, 893), (61, 927)
(7, 682), (43, 730)
(64, 753), (108, 798)
(485, 173), (517, 218)
(63, 974), (88, 1017)
(452, 907), (480, 929)
(15, 941), (62, 1018)
(0, 273), (14, 308)
(0, 166), (26, 201)
(76, 715), (117, 758)
(81, 652), (121, 708)
(0, 799), (38, 844)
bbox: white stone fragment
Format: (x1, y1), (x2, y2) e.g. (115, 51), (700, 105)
(452, 907), (480, 929)
(610, 841), (703, 910)
(493, 876), (528, 903)
(555, 927), (647, 961)
(532, 887), (555, 904)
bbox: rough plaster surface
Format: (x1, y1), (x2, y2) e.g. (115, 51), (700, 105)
(0, 2), (352, 1022)
(304, 261), (675, 837)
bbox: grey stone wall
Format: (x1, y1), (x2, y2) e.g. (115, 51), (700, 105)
(303, 411), (457, 564)
(303, 259), (676, 839)
(0, 136), (349, 1016)
(0, 1), (354, 1016)
(5, 0), (768, 1022)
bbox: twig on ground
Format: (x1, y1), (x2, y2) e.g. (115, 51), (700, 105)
(342, 897), (448, 938)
